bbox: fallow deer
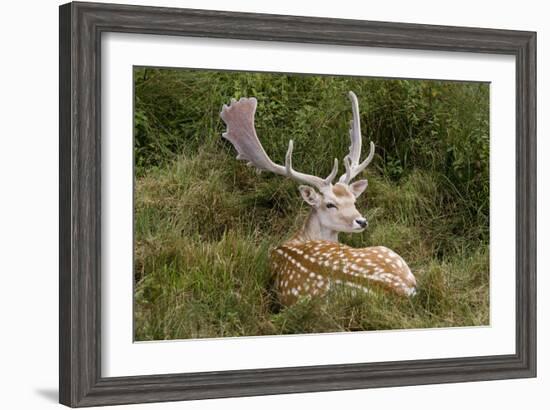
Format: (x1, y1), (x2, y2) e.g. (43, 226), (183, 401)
(220, 91), (416, 306)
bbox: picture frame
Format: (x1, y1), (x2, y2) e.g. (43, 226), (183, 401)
(59, 1), (536, 407)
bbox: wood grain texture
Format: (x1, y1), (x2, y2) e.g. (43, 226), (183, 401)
(59, 1), (537, 407)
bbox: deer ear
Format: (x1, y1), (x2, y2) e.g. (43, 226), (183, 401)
(298, 185), (321, 207)
(349, 179), (368, 198)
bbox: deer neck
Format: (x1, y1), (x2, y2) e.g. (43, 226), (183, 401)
(290, 210), (339, 244)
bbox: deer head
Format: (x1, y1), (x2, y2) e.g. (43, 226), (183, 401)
(220, 91), (375, 239)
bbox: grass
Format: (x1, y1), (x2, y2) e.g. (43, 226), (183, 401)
(133, 68), (490, 341)
(134, 146), (489, 340)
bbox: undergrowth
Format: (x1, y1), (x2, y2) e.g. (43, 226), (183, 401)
(133, 68), (490, 340)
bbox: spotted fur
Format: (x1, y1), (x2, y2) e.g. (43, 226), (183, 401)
(271, 241), (416, 306)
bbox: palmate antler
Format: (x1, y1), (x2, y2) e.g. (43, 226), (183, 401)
(220, 97), (338, 190)
(220, 92), (374, 188)
(339, 91), (375, 184)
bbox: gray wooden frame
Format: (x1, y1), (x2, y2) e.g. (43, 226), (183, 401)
(59, 1), (536, 407)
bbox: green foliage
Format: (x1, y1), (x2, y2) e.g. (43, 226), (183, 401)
(133, 67), (490, 340)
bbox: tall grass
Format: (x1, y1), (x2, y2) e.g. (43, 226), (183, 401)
(134, 68), (490, 340)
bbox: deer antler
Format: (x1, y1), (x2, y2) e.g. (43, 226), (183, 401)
(220, 97), (338, 190)
(339, 91), (375, 184)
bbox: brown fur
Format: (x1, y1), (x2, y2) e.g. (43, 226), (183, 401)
(271, 241), (416, 306)
(332, 183), (354, 199)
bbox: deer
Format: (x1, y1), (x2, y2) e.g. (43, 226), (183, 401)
(220, 91), (417, 306)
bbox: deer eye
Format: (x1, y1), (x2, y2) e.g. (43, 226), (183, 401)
(326, 203), (338, 209)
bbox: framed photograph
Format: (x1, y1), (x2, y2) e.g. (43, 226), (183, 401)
(59, 1), (536, 407)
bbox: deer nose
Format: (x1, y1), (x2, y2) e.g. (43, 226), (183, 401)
(355, 218), (367, 228)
